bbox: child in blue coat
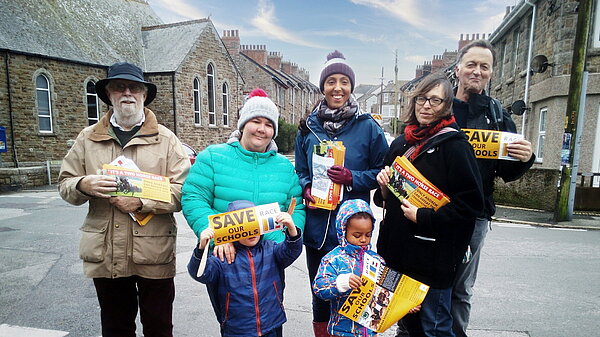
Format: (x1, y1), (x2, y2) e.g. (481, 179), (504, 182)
(312, 199), (384, 337)
(188, 200), (303, 337)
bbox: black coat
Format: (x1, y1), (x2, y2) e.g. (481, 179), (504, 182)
(374, 125), (484, 288)
(453, 92), (535, 218)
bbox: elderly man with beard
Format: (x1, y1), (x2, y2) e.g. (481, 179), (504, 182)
(58, 62), (190, 337)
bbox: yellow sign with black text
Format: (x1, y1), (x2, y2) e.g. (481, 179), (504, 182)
(209, 203), (282, 245)
(462, 129), (523, 161)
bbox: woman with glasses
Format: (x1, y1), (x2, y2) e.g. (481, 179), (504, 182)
(374, 74), (484, 337)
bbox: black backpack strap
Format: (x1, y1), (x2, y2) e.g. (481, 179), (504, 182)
(488, 98), (504, 131)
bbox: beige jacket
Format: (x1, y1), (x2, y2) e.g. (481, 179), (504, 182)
(58, 108), (190, 279)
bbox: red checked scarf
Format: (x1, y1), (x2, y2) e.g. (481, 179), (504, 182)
(403, 115), (457, 161)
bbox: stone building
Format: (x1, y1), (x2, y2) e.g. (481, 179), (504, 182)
(489, 0), (600, 174)
(0, 0), (244, 172)
(221, 30), (320, 124)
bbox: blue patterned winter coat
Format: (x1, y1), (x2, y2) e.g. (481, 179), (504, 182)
(312, 199), (384, 337)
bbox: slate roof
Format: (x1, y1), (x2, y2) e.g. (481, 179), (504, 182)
(142, 19), (210, 72)
(0, 0), (162, 67)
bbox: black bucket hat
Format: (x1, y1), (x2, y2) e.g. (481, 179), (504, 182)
(96, 62), (157, 106)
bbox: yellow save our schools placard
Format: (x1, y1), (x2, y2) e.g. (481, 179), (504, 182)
(209, 202), (282, 245)
(462, 129), (523, 161)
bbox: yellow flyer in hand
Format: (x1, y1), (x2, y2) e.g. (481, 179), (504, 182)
(462, 128), (523, 161)
(338, 254), (429, 333)
(102, 164), (171, 203)
(387, 156), (450, 211)
(209, 202), (282, 245)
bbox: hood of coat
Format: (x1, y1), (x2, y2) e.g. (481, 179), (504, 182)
(335, 199), (376, 249)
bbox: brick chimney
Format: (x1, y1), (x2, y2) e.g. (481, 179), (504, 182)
(415, 65), (423, 78)
(222, 30), (240, 56)
(431, 54), (443, 73)
(281, 61), (292, 74)
(240, 44), (268, 65)
(267, 52), (282, 70)
(290, 63), (299, 76)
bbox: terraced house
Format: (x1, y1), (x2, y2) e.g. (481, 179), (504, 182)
(0, 0), (316, 190)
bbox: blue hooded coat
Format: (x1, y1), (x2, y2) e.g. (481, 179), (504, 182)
(313, 199), (384, 337)
(295, 109), (388, 251)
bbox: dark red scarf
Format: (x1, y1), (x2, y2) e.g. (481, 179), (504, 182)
(403, 116), (456, 160)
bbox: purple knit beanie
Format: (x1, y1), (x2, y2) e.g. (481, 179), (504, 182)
(319, 50), (355, 94)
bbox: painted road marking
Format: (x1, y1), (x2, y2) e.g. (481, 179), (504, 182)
(0, 324), (68, 337)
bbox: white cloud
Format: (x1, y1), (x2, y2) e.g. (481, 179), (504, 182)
(350, 0), (425, 28)
(149, 0), (206, 21)
(315, 30), (386, 45)
(250, 0), (323, 48)
(404, 55), (427, 64)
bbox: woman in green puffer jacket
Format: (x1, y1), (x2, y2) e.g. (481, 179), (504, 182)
(181, 88), (305, 336)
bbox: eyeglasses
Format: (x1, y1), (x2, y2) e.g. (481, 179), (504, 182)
(108, 81), (146, 94)
(415, 96), (444, 107)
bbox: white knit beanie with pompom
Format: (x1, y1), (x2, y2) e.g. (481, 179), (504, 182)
(237, 88), (279, 137)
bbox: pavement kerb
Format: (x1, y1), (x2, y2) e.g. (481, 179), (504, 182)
(492, 216), (600, 231)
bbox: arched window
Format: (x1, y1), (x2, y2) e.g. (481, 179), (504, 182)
(86, 81), (99, 126)
(193, 78), (201, 125)
(36, 74), (52, 133)
(207, 64), (216, 126)
(222, 83), (229, 127)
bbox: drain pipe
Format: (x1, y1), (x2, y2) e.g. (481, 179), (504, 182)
(4, 51), (18, 168)
(522, 0), (537, 134)
(171, 72), (177, 135)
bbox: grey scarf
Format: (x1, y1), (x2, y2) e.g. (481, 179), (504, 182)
(317, 97), (360, 136)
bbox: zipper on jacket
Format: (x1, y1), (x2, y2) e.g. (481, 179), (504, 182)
(246, 248), (262, 335)
(224, 292), (230, 323)
(273, 281), (284, 310)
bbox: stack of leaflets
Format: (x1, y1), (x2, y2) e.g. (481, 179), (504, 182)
(310, 141), (346, 210)
(338, 254), (429, 333)
(462, 128), (524, 161)
(387, 156), (450, 211)
(101, 156), (171, 226)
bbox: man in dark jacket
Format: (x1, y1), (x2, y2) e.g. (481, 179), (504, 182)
(451, 40), (535, 337)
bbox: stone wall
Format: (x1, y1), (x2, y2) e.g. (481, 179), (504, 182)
(0, 53), (107, 164)
(489, 0), (600, 174)
(0, 162), (61, 192)
(174, 26), (242, 152)
(494, 167), (559, 211)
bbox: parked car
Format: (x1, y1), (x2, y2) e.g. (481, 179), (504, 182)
(182, 143), (198, 165)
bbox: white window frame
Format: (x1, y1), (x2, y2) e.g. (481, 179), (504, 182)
(222, 83), (229, 127)
(537, 107), (547, 162)
(86, 80), (99, 126)
(193, 78), (201, 125)
(513, 30), (520, 73)
(36, 74), (53, 133)
(499, 42), (508, 79)
(207, 64), (216, 126)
